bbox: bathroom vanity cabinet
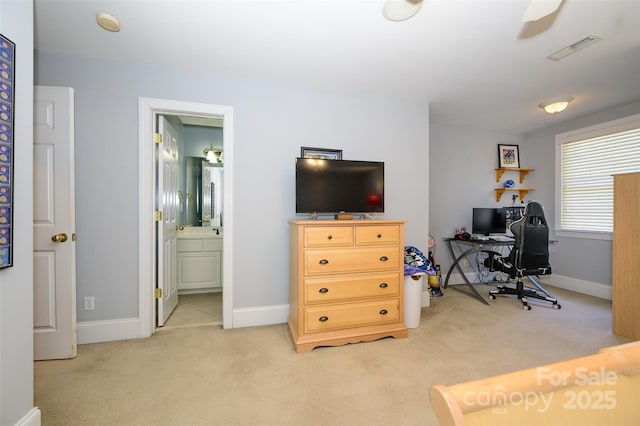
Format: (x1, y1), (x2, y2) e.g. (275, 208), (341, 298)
(177, 232), (222, 292)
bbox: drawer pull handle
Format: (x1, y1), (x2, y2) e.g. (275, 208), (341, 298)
(377, 233), (382, 238)
(319, 259), (329, 265)
(379, 256), (389, 262)
(379, 283), (388, 288)
(327, 235), (333, 240)
(319, 316), (329, 322)
(319, 288), (329, 293)
(379, 309), (388, 315)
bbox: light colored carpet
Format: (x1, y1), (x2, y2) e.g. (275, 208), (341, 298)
(34, 282), (631, 426)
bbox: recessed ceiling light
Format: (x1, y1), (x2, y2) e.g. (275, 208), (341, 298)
(96, 12), (120, 32)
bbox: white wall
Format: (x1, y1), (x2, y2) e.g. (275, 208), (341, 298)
(0, 0), (38, 424)
(430, 99), (640, 296)
(429, 124), (524, 271)
(35, 52), (429, 328)
(523, 99), (640, 285)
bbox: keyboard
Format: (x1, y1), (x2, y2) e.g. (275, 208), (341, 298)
(490, 236), (515, 242)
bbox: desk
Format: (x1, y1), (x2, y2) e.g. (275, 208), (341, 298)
(443, 238), (514, 305)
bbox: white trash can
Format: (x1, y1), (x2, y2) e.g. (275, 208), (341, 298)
(404, 273), (425, 328)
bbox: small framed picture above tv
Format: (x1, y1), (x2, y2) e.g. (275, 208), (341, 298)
(300, 147), (342, 160)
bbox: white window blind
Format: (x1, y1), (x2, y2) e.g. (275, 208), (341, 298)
(560, 127), (640, 233)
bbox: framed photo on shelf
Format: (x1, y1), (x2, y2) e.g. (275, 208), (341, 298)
(498, 144), (520, 168)
(300, 147), (342, 160)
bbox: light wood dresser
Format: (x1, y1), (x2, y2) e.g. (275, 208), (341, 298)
(612, 172), (640, 340)
(288, 219), (407, 353)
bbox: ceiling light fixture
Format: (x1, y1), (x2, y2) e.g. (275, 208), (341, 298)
(539, 97), (574, 114)
(382, 0), (423, 22)
(203, 145), (223, 164)
(96, 12), (121, 32)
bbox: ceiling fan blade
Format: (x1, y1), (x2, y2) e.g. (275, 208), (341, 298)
(382, 0), (424, 22)
(523, 0), (563, 22)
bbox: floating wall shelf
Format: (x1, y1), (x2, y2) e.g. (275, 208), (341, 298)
(495, 188), (534, 202)
(495, 168), (534, 183)
(494, 168), (535, 202)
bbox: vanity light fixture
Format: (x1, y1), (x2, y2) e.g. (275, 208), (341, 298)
(96, 12), (121, 32)
(539, 97), (574, 114)
(203, 145), (223, 164)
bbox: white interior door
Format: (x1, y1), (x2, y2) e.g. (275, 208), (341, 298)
(156, 116), (179, 326)
(33, 86), (77, 360)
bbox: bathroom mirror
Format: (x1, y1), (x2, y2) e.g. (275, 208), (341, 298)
(181, 156), (224, 227)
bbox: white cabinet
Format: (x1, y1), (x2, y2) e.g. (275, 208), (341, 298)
(177, 237), (222, 292)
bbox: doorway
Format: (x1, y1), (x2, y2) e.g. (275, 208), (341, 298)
(138, 98), (234, 337)
(160, 113), (223, 328)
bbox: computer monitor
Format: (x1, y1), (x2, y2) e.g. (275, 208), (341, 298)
(472, 208), (507, 236)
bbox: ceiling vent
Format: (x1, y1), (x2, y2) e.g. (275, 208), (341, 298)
(545, 33), (603, 61)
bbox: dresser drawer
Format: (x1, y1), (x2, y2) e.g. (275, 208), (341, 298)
(304, 247), (400, 275)
(355, 225), (400, 245)
(304, 226), (353, 248)
(305, 273), (400, 304)
(305, 299), (399, 333)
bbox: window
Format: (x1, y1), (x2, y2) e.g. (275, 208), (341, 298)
(555, 113), (640, 239)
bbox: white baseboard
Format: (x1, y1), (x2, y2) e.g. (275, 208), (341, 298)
(77, 318), (140, 344)
(445, 272), (611, 300)
(232, 304), (289, 328)
(76, 274), (611, 345)
(76, 306), (291, 344)
(16, 407), (41, 426)
(538, 273), (612, 300)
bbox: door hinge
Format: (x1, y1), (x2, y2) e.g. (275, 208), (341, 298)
(155, 288), (162, 299)
(154, 210), (162, 221)
(153, 133), (162, 144)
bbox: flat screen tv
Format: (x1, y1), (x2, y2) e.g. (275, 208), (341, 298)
(296, 158), (384, 214)
(472, 207), (507, 236)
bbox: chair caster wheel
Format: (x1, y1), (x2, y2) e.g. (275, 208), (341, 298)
(523, 304), (531, 311)
(553, 303), (561, 309)
(489, 294), (496, 300)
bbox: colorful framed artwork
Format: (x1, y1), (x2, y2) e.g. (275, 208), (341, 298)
(300, 147), (343, 160)
(498, 144), (520, 168)
(0, 33), (14, 268)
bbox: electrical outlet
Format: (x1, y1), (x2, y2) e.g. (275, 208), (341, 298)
(84, 296), (95, 311)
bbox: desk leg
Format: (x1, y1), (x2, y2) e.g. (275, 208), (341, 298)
(444, 242), (490, 305)
(526, 275), (555, 299)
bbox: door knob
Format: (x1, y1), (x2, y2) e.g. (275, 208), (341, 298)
(51, 233), (68, 243)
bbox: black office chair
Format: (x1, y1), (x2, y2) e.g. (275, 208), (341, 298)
(484, 201), (561, 310)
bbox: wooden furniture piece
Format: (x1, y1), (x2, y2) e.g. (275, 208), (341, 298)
(430, 341), (640, 425)
(612, 172), (640, 340)
(494, 168), (535, 202)
(288, 219), (407, 353)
